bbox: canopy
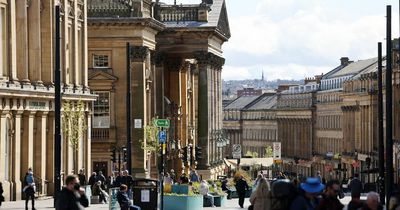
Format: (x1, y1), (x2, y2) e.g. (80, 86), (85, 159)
(224, 158), (274, 169)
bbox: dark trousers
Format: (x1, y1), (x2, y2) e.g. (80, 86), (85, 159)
(25, 192), (35, 210)
(238, 192), (245, 208)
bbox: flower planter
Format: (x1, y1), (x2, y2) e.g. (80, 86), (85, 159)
(164, 195), (203, 210)
(213, 195), (227, 207)
(171, 184), (189, 194)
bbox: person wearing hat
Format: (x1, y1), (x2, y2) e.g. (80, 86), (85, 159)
(290, 177), (325, 210)
(315, 180), (344, 210)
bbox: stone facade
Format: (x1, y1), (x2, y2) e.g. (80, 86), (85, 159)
(88, 0), (230, 180)
(0, 0), (96, 201)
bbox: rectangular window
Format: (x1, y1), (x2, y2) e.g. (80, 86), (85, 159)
(93, 54), (109, 68)
(0, 6), (7, 78)
(93, 91), (110, 128)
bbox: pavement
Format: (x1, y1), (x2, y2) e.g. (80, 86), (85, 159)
(0, 195), (358, 210)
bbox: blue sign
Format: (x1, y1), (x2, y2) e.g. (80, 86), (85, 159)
(159, 131), (166, 143)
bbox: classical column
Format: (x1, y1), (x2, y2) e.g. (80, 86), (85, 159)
(46, 113), (54, 195)
(28, 0), (42, 84)
(34, 112), (47, 194)
(129, 45), (149, 177)
(195, 51), (211, 171)
(21, 111), (35, 174)
(12, 111), (23, 200)
(82, 1), (88, 88)
(8, 0), (18, 82)
(85, 113), (92, 178)
(41, 0), (53, 84)
(153, 52), (165, 118)
(16, 0), (29, 84)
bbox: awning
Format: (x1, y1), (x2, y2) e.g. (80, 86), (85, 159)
(224, 158), (274, 169)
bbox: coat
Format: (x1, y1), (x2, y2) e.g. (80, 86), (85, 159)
(55, 187), (89, 210)
(249, 188), (271, 210)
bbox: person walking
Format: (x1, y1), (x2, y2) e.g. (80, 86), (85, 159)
(78, 169), (86, 186)
(55, 175), (89, 210)
(0, 181), (4, 207)
(349, 173), (362, 200)
(290, 177), (325, 210)
(88, 172), (97, 187)
(361, 192), (383, 210)
(316, 180), (344, 210)
(189, 169), (200, 183)
(249, 178), (271, 210)
(23, 168), (36, 210)
(235, 175), (249, 208)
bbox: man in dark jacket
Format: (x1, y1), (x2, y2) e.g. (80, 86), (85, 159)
(349, 173), (363, 199)
(290, 177), (325, 210)
(78, 169), (86, 186)
(316, 180), (344, 210)
(117, 184), (141, 210)
(56, 175), (89, 210)
(88, 172), (97, 187)
(235, 175), (249, 208)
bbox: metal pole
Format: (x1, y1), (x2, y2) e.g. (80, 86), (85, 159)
(378, 42), (385, 204)
(160, 127), (164, 210)
(126, 43), (132, 174)
(54, 5), (62, 206)
(118, 150), (121, 172)
(386, 5), (394, 202)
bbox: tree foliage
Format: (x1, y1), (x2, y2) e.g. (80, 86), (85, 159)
(140, 123), (160, 153)
(62, 100), (87, 150)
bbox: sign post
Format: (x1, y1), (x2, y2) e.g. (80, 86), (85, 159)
(232, 144), (242, 169)
(155, 120), (169, 210)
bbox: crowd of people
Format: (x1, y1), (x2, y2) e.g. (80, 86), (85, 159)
(243, 171), (390, 210)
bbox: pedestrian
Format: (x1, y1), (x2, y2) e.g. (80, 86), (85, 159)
(189, 169), (200, 182)
(0, 181), (4, 207)
(97, 171), (107, 189)
(315, 180), (344, 210)
(290, 177), (325, 210)
(170, 169), (176, 182)
(78, 169), (86, 186)
(361, 192), (383, 210)
(252, 174), (263, 192)
(55, 174), (89, 210)
(276, 171), (286, 179)
(200, 180), (215, 207)
(164, 172), (173, 185)
(92, 181), (108, 204)
(180, 173), (189, 184)
(113, 171), (122, 187)
(121, 170), (134, 198)
(88, 172), (97, 187)
(249, 178), (271, 210)
(23, 168), (36, 210)
(117, 184), (141, 210)
(235, 175), (249, 208)
(349, 173), (362, 200)
(347, 195), (363, 210)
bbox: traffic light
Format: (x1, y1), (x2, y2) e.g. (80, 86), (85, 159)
(195, 146), (202, 161)
(111, 148), (116, 163)
(123, 147), (127, 162)
(182, 147), (188, 164)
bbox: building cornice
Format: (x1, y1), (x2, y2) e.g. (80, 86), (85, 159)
(88, 17), (165, 32)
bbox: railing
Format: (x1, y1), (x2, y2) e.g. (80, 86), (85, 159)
(156, 5), (199, 22)
(91, 128), (110, 141)
(34, 176), (48, 197)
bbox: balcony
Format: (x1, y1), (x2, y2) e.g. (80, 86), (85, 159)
(91, 128), (110, 141)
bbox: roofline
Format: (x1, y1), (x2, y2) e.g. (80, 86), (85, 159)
(88, 17), (165, 32)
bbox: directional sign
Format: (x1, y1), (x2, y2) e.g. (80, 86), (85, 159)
(273, 142), (281, 160)
(158, 131), (166, 144)
(232, 144), (241, 159)
(154, 119), (170, 128)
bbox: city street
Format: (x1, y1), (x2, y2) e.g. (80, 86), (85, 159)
(0, 195), (358, 210)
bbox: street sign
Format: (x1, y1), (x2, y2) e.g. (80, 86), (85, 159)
(134, 119), (142, 128)
(232, 144), (241, 159)
(158, 131), (166, 144)
(154, 119), (170, 128)
(273, 142), (281, 160)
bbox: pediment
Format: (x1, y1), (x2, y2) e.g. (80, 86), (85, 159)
(89, 71), (118, 82)
(217, 1), (231, 39)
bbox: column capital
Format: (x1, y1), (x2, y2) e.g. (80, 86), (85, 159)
(129, 46), (149, 62)
(194, 51), (225, 70)
(166, 58), (184, 72)
(152, 51), (165, 67)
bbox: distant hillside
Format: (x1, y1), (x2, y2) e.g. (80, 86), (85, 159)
(222, 79), (303, 99)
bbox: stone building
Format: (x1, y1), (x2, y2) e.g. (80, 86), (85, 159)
(88, 0), (231, 179)
(277, 80), (319, 177)
(0, 0), (95, 201)
(223, 93), (277, 158)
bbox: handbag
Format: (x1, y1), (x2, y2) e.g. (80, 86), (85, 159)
(248, 204), (254, 210)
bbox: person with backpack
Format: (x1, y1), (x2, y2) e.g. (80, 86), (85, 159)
(23, 168), (36, 210)
(289, 177), (325, 210)
(235, 175), (249, 208)
(249, 178), (271, 210)
(315, 180), (344, 210)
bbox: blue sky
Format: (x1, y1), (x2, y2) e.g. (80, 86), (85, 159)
(162, 0), (400, 80)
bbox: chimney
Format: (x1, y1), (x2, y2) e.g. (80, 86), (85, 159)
(340, 57), (350, 66)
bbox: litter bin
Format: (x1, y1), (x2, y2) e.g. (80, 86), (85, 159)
(132, 178), (159, 210)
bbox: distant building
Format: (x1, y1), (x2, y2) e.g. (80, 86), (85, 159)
(237, 87), (263, 97)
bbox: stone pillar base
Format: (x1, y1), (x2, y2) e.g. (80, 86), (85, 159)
(2, 180), (11, 201)
(12, 180), (22, 200)
(132, 168), (147, 179)
(197, 169), (212, 180)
